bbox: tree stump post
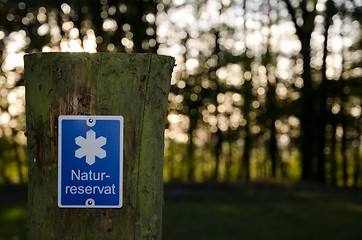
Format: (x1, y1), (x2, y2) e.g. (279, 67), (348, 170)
(24, 53), (174, 239)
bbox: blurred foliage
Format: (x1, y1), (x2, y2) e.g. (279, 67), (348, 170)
(0, 0), (361, 186)
(162, 0), (361, 186)
(0, 0), (158, 184)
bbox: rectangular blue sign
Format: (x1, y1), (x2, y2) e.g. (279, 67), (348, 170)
(58, 115), (123, 208)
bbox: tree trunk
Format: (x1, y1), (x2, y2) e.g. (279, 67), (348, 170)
(330, 121), (337, 185)
(316, 10), (332, 183)
(186, 117), (196, 182)
(213, 130), (223, 182)
(283, 0), (317, 181)
(225, 141), (233, 182)
(266, 78), (278, 178)
(341, 113), (348, 187)
(353, 133), (360, 187)
(25, 53), (174, 240)
(300, 33), (315, 181)
(264, 0), (279, 180)
(14, 143), (25, 184)
(241, 127), (251, 182)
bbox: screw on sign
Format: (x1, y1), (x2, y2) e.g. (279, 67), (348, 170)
(58, 115), (123, 208)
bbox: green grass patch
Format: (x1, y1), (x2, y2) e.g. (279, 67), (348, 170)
(163, 183), (362, 240)
(0, 185), (27, 240)
(1, 183), (362, 240)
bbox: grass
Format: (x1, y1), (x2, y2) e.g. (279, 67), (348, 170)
(0, 185), (26, 240)
(162, 183), (362, 240)
(1, 183), (362, 240)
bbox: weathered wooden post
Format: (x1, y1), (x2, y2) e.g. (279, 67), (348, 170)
(24, 53), (174, 239)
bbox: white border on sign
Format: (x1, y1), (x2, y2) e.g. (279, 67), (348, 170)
(58, 115), (124, 208)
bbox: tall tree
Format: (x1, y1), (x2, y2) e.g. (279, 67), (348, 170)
(316, 0), (337, 182)
(236, 0), (253, 181)
(263, 0), (279, 178)
(239, 73), (253, 181)
(283, 0), (317, 180)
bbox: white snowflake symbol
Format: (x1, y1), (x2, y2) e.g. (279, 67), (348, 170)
(75, 130), (107, 165)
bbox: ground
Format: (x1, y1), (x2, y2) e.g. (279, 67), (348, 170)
(1, 183), (362, 240)
(0, 185), (27, 240)
(163, 182), (362, 240)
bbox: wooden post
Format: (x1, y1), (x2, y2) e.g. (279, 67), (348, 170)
(24, 53), (174, 239)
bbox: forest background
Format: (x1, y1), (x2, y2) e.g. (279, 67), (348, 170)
(0, 0), (361, 187)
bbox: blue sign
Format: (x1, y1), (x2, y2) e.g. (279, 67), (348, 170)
(58, 115), (123, 208)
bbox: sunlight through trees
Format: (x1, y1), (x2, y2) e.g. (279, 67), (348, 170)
(0, 0), (361, 186)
